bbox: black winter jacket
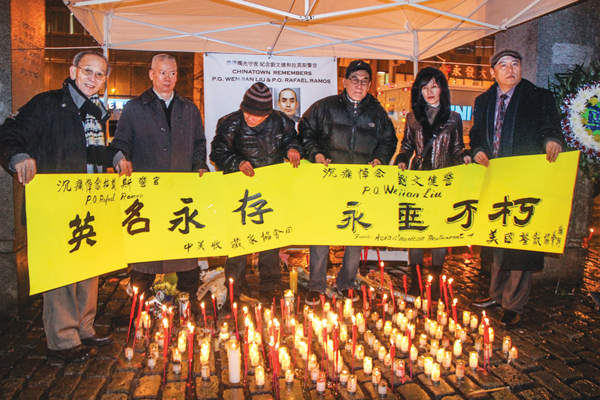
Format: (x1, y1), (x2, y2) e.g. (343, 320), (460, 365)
(210, 110), (300, 173)
(0, 81), (110, 174)
(298, 91), (397, 165)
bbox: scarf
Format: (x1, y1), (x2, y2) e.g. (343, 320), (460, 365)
(67, 79), (108, 173)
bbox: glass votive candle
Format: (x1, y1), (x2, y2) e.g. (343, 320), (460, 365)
(503, 336), (512, 353)
(124, 347), (133, 360)
(201, 365), (210, 380)
(373, 339), (381, 352)
(378, 346), (386, 361)
(436, 348), (445, 363)
(469, 351), (479, 369)
(509, 347), (519, 360)
(431, 363), (441, 385)
(372, 367), (382, 385)
(149, 343), (159, 358)
(356, 345), (365, 360)
(285, 369), (294, 384)
(317, 373), (326, 392)
(463, 311), (471, 327)
(255, 365), (265, 386)
(470, 315), (478, 330)
(147, 354), (156, 368)
(348, 375), (357, 393)
(172, 360), (181, 374)
(340, 369), (349, 384)
(456, 359), (465, 379)
(424, 356), (433, 376)
(310, 368), (319, 382)
(443, 351), (452, 369)
(363, 356), (373, 374)
(378, 380), (388, 395)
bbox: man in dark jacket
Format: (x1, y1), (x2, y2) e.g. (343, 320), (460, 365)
(469, 49), (563, 327)
(109, 53), (208, 319)
(299, 60), (398, 305)
(210, 82), (300, 306)
(0, 51), (113, 362)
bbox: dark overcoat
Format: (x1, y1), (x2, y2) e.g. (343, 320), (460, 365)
(469, 78), (563, 271)
(110, 88), (208, 274)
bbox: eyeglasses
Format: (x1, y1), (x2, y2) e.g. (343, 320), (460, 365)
(349, 77), (371, 86)
(76, 66), (107, 81)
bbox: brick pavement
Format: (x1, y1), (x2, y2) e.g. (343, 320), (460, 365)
(3, 236), (600, 399)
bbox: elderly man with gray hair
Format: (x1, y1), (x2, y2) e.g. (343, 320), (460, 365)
(109, 53), (208, 323)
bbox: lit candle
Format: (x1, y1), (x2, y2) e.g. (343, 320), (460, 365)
(455, 359), (465, 379)
(463, 311), (471, 327)
(453, 340), (462, 357)
(401, 336), (409, 352)
(419, 334), (427, 347)
(435, 325), (444, 340)
(436, 348), (445, 363)
(289, 267), (298, 293)
(414, 296), (421, 310)
(509, 346), (519, 360)
(310, 367), (319, 382)
(396, 359), (405, 378)
(384, 320), (392, 336)
(147, 354), (156, 368)
(340, 369), (349, 384)
(172, 361), (181, 374)
(178, 336), (186, 353)
(172, 348), (182, 363)
(355, 345), (364, 360)
(376, 319), (383, 330)
(149, 343), (159, 358)
(378, 346), (386, 361)
(429, 320), (438, 337)
(410, 345), (418, 361)
(227, 340), (241, 384)
(317, 372), (326, 392)
(430, 340), (439, 356)
(424, 357), (433, 375)
(443, 351), (452, 368)
(449, 318), (456, 333)
(348, 375), (357, 393)
(469, 351), (479, 369)
(285, 369), (294, 384)
(488, 327), (495, 343)
(255, 365), (265, 386)
(431, 363), (441, 385)
(372, 367), (382, 385)
(503, 336), (512, 353)
(201, 365), (210, 379)
(373, 339), (381, 352)
(363, 356), (373, 374)
(124, 347), (133, 360)
(470, 315), (478, 330)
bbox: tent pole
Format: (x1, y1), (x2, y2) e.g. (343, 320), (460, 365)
(103, 14), (109, 130)
(413, 30), (419, 77)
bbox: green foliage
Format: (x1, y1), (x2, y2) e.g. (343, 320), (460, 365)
(549, 62), (600, 183)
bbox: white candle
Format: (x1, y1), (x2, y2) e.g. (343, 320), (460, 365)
(340, 369), (349, 384)
(503, 336), (512, 353)
(488, 327), (495, 343)
(401, 336), (409, 352)
(436, 348), (445, 363)
(227, 340), (241, 384)
(463, 311), (471, 327)
(453, 340), (462, 357)
(430, 340), (439, 356)
(431, 363), (441, 384)
(443, 351), (452, 368)
(178, 337), (186, 354)
(311, 368), (319, 382)
(419, 334), (428, 347)
(172, 348), (182, 363)
(363, 356), (373, 374)
(376, 319), (383, 330)
(201, 365), (210, 379)
(378, 346), (386, 361)
(378, 381), (388, 395)
(147, 354), (156, 368)
(509, 346), (519, 360)
(255, 365), (265, 386)
(285, 369), (294, 384)
(372, 367), (382, 385)
(424, 357), (433, 375)
(348, 375), (357, 393)
(449, 318), (455, 333)
(317, 374), (326, 392)
(414, 297), (421, 310)
(469, 351), (479, 369)
(410, 345), (418, 361)
(172, 361), (181, 374)
(470, 315), (478, 330)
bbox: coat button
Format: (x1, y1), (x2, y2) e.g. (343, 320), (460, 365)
(62, 103), (66, 107)
(164, 147), (168, 151)
(161, 127), (166, 131)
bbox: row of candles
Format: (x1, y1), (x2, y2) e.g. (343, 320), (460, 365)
(123, 271), (520, 397)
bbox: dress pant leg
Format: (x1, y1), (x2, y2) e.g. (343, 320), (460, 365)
(337, 246), (362, 291)
(130, 269), (156, 300)
(408, 248), (425, 266)
(489, 249), (508, 304)
(258, 249), (282, 291)
(43, 284), (82, 350)
(225, 255), (247, 297)
(501, 270), (533, 313)
(176, 267), (200, 294)
(308, 245), (329, 293)
(431, 248), (447, 267)
(77, 277), (99, 340)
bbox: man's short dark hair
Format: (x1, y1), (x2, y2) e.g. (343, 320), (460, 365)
(73, 51), (111, 75)
(490, 49), (522, 68)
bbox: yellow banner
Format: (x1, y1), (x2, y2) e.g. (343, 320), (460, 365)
(25, 152), (579, 294)
(25, 174), (127, 294)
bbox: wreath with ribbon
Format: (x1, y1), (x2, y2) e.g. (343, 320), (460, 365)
(561, 81), (600, 160)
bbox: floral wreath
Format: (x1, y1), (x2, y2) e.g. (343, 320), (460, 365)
(561, 81), (600, 160)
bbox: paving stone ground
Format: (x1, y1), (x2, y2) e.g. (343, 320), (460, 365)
(3, 203), (600, 399)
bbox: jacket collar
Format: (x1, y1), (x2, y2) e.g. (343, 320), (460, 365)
(140, 87), (182, 105)
(60, 78), (110, 124)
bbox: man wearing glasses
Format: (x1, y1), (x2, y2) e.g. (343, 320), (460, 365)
(0, 51), (113, 362)
(109, 53), (208, 323)
(298, 60), (397, 305)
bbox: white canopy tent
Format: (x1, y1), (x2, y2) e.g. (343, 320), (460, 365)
(66, 0), (577, 71)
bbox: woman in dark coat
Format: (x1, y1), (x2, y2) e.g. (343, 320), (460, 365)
(395, 66), (471, 297)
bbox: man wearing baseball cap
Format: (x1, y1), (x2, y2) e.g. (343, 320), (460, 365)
(210, 82), (301, 307)
(469, 49), (563, 327)
(299, 60), (397, 305)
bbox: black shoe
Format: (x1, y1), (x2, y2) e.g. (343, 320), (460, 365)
(81, 334), (112, 347)
(471, 298), (501, 309)
(48, 345), (95, 363)
(500, 310), (520, 327)
(340, 289), (359, 302)
(305, 291), (322, 306)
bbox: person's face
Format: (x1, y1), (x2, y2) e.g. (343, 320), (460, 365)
(277, 90), (298, 117)
(69, 54), (108, 98)
(491, 56), (522, 91)
(244, 112), (269, 127)
(150, 59), (178, 97)
(421, 78), (441, 106)
(343, 70), (371, 102)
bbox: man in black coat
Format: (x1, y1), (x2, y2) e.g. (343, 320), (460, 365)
(109, 53), (208, 321)
(0, 51), (113, 362)
(210, 82), (301, 307)
(469, 49), (563, 327)
(299, 60), (397, 305)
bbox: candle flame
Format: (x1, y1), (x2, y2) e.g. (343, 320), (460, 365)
(211, 294), (215, 299)
(133, 286), (138, 294)
(428, 275), (433, 282)
(380, 261), (384, 267)
(139, 293), (144, 300)
(453, 298), (457, 305)
(243, 306), (248, 313)
(352, 315), (356, 324)
(163, 318), (168, 328)
(442, 275), (446, 282)
(448, 278), (453, 284)
(201, 302), (205, 309)
(229, 278), (233, 283)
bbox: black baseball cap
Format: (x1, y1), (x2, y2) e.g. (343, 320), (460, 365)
(345, 60), (372, 79)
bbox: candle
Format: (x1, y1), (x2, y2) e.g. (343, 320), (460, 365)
(227, 340), (241, 384)
(431, 363), (441, 385)
(384, 320), (392, 336)
(348, 375), (357, 393)
(401, 336), (409, 352)
(456, 359), (465, 379)
(429, 320), (438, 337)
(178, 336), (186, 353)
(356, 313), (366, 333)
(509, 347), (519, 360)
(436, 348), (445, 363)
(503, 336), (512, 353)
(310, 367), (319, 382)
(453, 340), (462, 357)
(172, 361), (181, 374)
(469, 351), (479, 369)
(147, 354), (156, 368)
(470, 315), (478, 330)
(201, 365), (210, 379)
(255, 365), (265, 386)
(488, 327), (495, 343)
(378, 381), (388, 395)
(378, 346), (386, 361)
(376, 319), (383, 330)
(449, 318), (455, 333)
(372, 367), (382, 385)
(373, 339), (381, 352)
(363, 356), (373, 374)
(285, 369), (294, 384)
(289, 268), (298, 293)
(316, 374), (326, 392)
(228, 278), (234, 311)
(150, 343), (159, 358)
(435, 325), (444, 340)
(430, 340), (439, 356)
(396, 359), (405, 378)
(172, 348), (182, 363)
(127, 286), (139, 342)
(125, 347), (133, 360)
(443, 351), (452, 368)
(340, 369), (349, 384)
(355, 345), (364, 360)
(424, 357), (433, 375)
(419, 334), (427, 347)
(410, 345), (418, 361)
(463, 311), (471, 327)
(414, 296), (421, 310)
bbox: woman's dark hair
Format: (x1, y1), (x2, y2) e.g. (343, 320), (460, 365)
(411, 66), (451, 129)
